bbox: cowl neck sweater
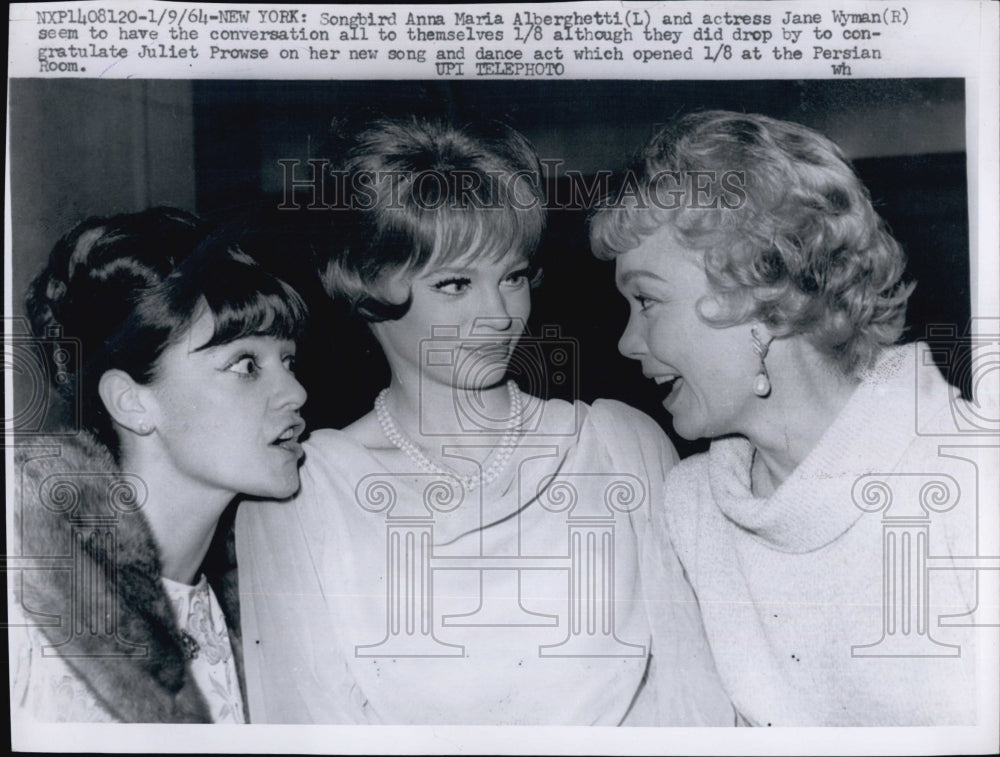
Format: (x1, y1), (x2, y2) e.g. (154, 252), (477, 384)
(664, 343), (981, 725)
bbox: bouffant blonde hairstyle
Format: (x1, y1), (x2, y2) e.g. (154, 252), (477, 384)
(590, 110), (914, 374)
(319, 117), (546, 322)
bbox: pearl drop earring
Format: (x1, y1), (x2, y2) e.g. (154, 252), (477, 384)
(751, 327), (775, 398)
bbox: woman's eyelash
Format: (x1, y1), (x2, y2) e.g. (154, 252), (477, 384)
(505, 267), (533, 282)
(432, 267), (536, 291)
(433, 276), (471, 290)
(225, 353), (261, 377)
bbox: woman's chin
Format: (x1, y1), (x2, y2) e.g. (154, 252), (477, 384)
(243, 478), (302, 502)
(273, 479), (303, 500)
(669, 411), (707, 442)
(671, 423), (704, 442)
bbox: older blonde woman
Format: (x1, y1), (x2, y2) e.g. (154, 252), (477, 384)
(591, 111), (983, 725)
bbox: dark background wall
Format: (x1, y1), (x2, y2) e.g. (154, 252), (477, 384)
(8, 79), (970, 456)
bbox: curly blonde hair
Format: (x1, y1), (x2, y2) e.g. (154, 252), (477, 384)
(590, 110), (914, 374)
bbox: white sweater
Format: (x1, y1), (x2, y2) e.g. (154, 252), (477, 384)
(663, 343), (987, 725)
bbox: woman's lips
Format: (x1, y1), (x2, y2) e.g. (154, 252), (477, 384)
(654, 375), (682, 404)
(270, 421), (305, 457)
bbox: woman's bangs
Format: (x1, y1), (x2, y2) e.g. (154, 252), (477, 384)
(429, 200), (543, 270)
(198, 257), (309, 349)
(591, 192), (672, 260)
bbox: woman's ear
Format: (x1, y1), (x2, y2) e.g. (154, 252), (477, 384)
(97, 369), (156, 436)
(379, 269), (411, 305)
(751, 321), (776, 345)
(367, 271), (412, 340)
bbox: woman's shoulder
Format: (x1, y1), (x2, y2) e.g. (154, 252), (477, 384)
(298, 415), (400, 495)
(303, 420), (377, 458)
(525, 396), (671, 450)
(587, 399), (678, 458)
(588, 398), (668, 437)
(665, 447), (712, 491)
(661, 444), (715, 528)
(556, 398), (679, 486)
(14, 431), (161, 574)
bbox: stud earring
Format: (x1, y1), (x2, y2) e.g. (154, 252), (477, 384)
(138, 421), (153, 435)
(750, 327), (775, 398)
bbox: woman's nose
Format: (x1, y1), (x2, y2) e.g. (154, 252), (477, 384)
(275, 370), (307, 410)
(472, 287), (514, 333)
(617, 314), (647, 360)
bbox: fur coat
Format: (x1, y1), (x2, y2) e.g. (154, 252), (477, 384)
(10, 431), (246, 722)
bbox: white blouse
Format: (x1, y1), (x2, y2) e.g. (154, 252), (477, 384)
(162, 574), (246, 724)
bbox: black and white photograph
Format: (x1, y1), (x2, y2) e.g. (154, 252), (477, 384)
(6, 2), (999, 754)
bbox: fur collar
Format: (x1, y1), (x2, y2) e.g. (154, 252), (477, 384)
(13, 431), (244, 722)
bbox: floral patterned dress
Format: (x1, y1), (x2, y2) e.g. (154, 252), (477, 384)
(11, 575), (245, 723)
(162, 574), (246, 724)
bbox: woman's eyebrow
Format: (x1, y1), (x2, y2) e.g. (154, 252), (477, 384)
(421, 265), (474, 277)
(190, 333), (266, 355)
(616, 269), (668, 287)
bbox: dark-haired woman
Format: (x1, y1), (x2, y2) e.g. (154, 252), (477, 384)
(10, 208), (308, 723)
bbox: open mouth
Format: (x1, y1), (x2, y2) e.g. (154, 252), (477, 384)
(270, 421), (305, 455)
(653, 375), (682, 403)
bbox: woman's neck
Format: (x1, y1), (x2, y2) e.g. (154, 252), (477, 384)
(745, 342), (861, 497)
(119, 442), (233, 585)
(381, 374), (517, 444)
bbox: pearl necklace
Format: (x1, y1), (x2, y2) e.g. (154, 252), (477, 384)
(375, 380), (524, 492)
